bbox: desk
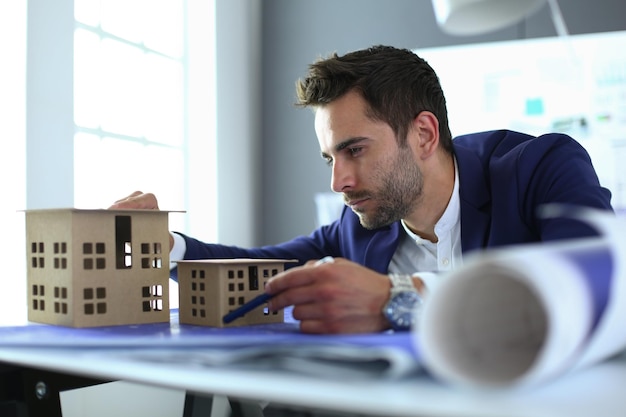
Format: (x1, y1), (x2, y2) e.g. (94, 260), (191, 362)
(1, 344), (626, 416)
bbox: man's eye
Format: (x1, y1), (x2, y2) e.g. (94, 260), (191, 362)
(348, 147), (363, 156)
(323, 156), (333, 166)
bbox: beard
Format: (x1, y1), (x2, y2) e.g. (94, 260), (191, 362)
(345, 148), (423, 230)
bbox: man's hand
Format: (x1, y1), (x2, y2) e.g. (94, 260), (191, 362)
(266, 258), (393, 334)
(108, 191), (160, 210)
(108, 191), (173, 250)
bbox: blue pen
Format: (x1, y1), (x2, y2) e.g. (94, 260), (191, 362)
(221, 256), (334, 324)
(222, 292), (272, 324)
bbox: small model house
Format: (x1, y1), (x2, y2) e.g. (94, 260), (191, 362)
(177, 259), (292, 327)
(25, 209), (171, 327)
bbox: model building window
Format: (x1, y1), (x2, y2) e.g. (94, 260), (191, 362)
(32, 285), (45, 296)
(151, 285), (162, 297)
(54, 258), (68, 269)
(83, 287), (107, 315)
(141, 242), (163, 269)
(149, 299), (163, 311)
(115, 215), (132, 269)
(30, 241), (45, 268)
(84, 303), (107, 315)
(54, 303), (67, 314)
(53, 241), (68, 269)
(248, 266), (259, 290)
(141, 285), (163, 312)
(141, 243), (149, 268)
(82, 242), (106, 270)
(54, 286), (69, 315)
(190, 295), (205, 305)
(32, 284), (46, 311)
(191, 269), (206, 279)
(54, 242), (67, 253)
(83, 287), (106, 299)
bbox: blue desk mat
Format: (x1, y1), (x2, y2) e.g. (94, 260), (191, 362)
(0, 309), (421, 378)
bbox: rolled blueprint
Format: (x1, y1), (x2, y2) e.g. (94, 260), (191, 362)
(417, 207), (626, 389)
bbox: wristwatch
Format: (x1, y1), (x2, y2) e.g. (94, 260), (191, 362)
(382, 273), (423, 331)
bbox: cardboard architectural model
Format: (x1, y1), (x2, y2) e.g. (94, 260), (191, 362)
(177, 259), (291, 327)
(25, 209), (171, 327)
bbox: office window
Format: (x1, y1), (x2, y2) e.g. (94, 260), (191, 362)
(73, 1), (186, 225)
(0, 2), (26, 323)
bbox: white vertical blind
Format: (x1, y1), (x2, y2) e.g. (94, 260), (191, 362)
(0, 1), (26, 323)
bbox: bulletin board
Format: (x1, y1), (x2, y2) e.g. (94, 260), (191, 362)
(415, 30), (626, 210)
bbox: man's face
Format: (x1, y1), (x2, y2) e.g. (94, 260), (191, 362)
(315, 91), (423, 229)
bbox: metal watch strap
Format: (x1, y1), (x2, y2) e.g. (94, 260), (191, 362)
(388, 273), (417, 294)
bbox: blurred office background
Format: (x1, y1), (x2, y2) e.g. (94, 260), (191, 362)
(3, 0), (626, 322)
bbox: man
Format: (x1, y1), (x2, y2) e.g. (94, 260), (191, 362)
(111, 45), (612, 335)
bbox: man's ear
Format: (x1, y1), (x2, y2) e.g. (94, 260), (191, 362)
(412, 111), (440, 160)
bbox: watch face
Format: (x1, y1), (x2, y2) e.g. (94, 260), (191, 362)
(384, 291), (422, 331)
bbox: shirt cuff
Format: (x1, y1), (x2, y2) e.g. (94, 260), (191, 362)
(169, 232), (187, 270)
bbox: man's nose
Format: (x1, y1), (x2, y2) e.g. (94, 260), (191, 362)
(330, 160), (355, 193)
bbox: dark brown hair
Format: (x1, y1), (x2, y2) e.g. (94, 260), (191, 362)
(296, 45), (453, 154)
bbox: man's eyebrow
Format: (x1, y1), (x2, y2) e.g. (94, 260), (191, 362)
(321, 137), (368, 159)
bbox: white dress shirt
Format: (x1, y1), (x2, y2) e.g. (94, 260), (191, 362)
(169, 232), (187, 270)
(388, 159), (462, 294)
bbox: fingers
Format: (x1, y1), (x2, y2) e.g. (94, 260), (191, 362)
(108, 191), (160, 210)
(265, 266), (319, 310)
(265, 256), (339, 298)
(292, 301), (389, 334)
(113, 191), (143, 204)
(265, 257), (391, 334)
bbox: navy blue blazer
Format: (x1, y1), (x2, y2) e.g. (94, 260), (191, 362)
(177, 130), (613, 276)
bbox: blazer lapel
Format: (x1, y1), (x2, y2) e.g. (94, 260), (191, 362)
(454, 145), (492, 253)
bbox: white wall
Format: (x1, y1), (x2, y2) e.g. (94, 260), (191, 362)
(215, 0), (263, 246)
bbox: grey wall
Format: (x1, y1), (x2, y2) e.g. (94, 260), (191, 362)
(258, 0), (626, 246)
